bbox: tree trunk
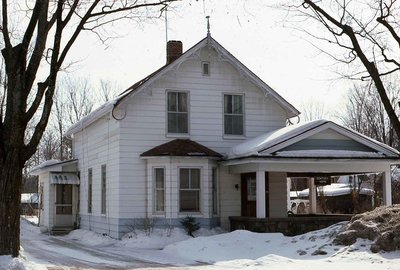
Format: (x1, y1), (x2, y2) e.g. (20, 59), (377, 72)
(0, 150), (23, 257)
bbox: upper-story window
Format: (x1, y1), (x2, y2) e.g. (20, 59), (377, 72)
(224, 94), (244, 136)
(167, 91), (188, 134)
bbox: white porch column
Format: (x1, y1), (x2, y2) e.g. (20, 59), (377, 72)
(256, 170), (266, 218)
(308, 177), (317, 214)
(383, 170), (392, 206)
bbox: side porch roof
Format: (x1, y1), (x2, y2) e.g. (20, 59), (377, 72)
(223, 120), (400, 174)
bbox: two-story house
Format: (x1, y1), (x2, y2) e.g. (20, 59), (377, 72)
(32, 34), (399, 238)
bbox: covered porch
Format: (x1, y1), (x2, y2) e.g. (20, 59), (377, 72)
(31, 159), (80, 234)
(221, 120), (399, 234)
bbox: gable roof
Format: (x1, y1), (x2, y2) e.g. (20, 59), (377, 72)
(65, 35), (300, 136)
(140, 139), (222, 158)
(226, 119), (400, 160)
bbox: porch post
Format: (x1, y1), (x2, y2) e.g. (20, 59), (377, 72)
(309, 177), (317, 214)
(256, 170), (266, 218)
(383, 170), (392, 206)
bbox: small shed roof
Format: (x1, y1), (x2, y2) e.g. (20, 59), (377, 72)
(141, 139), (222, 158)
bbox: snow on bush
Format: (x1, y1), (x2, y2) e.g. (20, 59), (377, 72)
(334, 205), (400, 252)
(0, 256), (26, 270)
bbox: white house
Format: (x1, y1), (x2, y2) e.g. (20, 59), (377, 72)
(32, 34), (400, 238)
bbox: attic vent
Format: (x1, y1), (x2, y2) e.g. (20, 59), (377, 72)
(202, 61), (210, 76)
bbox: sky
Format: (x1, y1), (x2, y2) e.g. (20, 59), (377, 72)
(67, 0), (352, 122)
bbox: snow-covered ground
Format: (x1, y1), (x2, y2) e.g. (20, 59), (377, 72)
(1, 216), (399, 269)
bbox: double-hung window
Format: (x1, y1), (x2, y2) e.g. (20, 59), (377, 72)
(179, 168), (200, 212)
(224, 94), (244, 136)
(154, 168), (165, 213)
(167, 91), (188, 134)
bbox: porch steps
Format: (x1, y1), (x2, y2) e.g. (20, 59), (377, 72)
(50, 227), (74, 236)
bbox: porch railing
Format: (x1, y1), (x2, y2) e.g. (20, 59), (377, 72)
(229, 214), (352, 236)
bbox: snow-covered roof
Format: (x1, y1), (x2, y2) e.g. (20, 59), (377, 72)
(298, 183), (374, 197)
(65, 35), (300, 136)
(30, 159), (78, 175)
(226, 119), (400, 160)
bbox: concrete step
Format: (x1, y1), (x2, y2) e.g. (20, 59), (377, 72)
(50, 227), (74, 236)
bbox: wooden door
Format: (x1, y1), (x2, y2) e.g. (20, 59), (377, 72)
(241, 172), (269, 217)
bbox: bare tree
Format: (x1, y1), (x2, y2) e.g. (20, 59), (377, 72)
(0, 0), (180, 257)
(99, 79), (119, 103)
(339, 80), (399, 148)
(301, 99), (326, 122)
(286, 0), (400, 140)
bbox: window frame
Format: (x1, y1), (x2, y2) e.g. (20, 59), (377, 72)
(101, 164), (106, 215)
(153, 167), (166, 214)
(223, 93), (245, 137)
(178, 167), (201, 213)
(166, 90), (190, 135)
(88, 168), (93, 214)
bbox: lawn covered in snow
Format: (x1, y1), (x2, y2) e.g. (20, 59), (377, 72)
(1, 216), (400, 269)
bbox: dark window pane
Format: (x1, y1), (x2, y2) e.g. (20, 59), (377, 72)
(101, 165), (106, 214)
(179, 190), (200, 212)
(168, 113), (188, 133)
(224, 95), (232, 113)
(155, 190), (165, 212)
(178, 92), (187, 112)
(155, 168), (164, 188)
(180, 169), (190, 188)
(233, 95), (243, 114)
(224, 115), (243, 135)
(88, 168), (92, 213)
(56, 206), (72, 215)
(212, 168), (218, 215)
(56, 185), (72, 204)
(167, 92), (177, 111)
(190, 169), (200, 189)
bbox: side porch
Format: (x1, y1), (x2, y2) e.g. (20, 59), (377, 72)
(221, 158), (394, 235)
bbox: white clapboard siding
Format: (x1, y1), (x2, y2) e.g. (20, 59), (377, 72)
(73, 46), (289, 228)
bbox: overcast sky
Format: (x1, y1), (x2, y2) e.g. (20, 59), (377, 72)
(67, 0), (352, 122)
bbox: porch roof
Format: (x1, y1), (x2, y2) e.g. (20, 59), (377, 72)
(30, 159), (78, 175)
(226, 120), (400, 161)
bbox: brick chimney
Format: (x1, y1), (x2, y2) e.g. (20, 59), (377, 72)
(166, 40), (183, 64)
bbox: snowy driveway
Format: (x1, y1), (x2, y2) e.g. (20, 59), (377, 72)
(15, 217), (400, 270)
(19, 219), (193, 269)
(21, 233), (167, 269)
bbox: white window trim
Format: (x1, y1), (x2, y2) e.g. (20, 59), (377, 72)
(153, 167), (166, 215)
(178, 167), (202, 214)
(165, 90), (190, 137)
(222, 93), (246, 138)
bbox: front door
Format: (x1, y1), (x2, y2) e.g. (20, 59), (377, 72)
(241, 172), (269, 217)
(54, 184), (73, 227)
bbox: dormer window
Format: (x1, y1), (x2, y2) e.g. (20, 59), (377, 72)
(202, 62), (210, 76)
(167, 91), (189, 134)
